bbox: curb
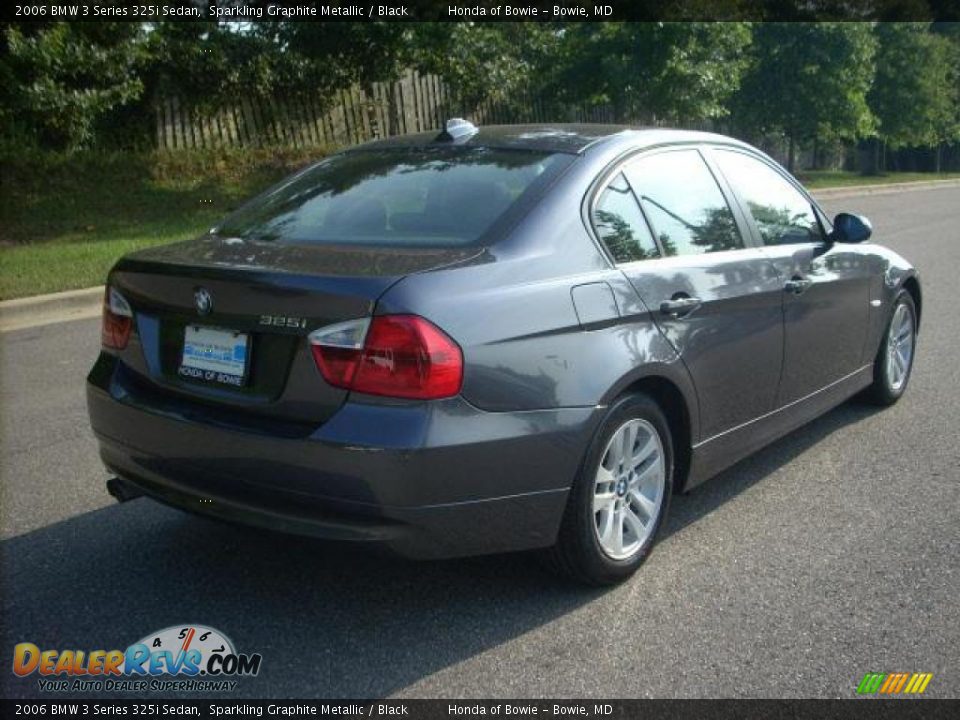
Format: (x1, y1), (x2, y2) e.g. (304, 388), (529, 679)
(1, 179), (958, 333)
(0, 285), (104, 333)
(811, 178), (960, 200)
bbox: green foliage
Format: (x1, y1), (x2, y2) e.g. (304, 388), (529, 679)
(546, 22), (752, 123)
(871, 23), (960, 149)
(734, 23), (877, 155)
(411, 23), (558, 110)
(261, 22), (412, 96)
(143, 22), (281, 108)
(2, 23), (147, 150)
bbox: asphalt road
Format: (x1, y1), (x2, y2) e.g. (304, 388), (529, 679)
(1, 186), (958, 700)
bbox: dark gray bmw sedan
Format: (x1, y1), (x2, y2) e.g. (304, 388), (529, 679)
(88, 122), (921, 584)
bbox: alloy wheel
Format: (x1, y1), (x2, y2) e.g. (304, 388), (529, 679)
(886, 303), (915, 392)
(593, 418), (666, 560)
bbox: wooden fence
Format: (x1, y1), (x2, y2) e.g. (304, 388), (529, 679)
(154, 70), (621, 151)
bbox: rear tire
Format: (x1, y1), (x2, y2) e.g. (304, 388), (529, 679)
(863, 290), (917, 406)
(546, 393), (674, 586)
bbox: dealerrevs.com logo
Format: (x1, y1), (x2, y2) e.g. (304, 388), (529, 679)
(12, 625), (262, 693)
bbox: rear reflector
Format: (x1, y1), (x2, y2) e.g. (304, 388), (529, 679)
(309, 315), (462, 400)
(102, 287), (133, 350)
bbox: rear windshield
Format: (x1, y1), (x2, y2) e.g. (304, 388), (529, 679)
(215, 147), (572, 247)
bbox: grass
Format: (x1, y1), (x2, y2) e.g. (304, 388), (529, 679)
(0, 146), (328, 300)
(799, 170), (960, 189)
(0, 153), (957, 301)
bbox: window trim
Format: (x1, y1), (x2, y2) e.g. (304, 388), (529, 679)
(592, 171), (662, 264)
(582, 142), (759, 269)
(704, 145), (831, 248)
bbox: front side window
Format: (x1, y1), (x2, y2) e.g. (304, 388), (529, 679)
(624, 149), (743, 257)
(592, 173), (660, 263)
(713, 149), (823, 246)
(216, 147), (571, 248)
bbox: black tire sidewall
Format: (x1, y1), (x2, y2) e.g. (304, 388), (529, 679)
(565, 393), (674, 583)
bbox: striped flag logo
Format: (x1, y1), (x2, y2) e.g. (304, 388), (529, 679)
(857, 672), (933, 694)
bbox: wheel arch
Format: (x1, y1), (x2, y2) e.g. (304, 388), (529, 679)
(902, 275), (922, 331)
(617, 374), (695, 494)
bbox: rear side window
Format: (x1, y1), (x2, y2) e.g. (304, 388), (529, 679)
(592, 173), (660, 263)
(713, 149), (824, 246)
(216, 147), (571, 247)
(624, 149), (743, 256)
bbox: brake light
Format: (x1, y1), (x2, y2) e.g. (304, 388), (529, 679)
(102, 287), (133, 350)
(309, 315), (463, 400)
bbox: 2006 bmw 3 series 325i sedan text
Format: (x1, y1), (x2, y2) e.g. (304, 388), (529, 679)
(87, 121), (921, 584)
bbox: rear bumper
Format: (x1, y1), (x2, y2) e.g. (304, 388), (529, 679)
(87, 355), (597, 559)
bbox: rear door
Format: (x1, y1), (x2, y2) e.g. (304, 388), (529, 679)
(591, 147), (785, 441)
(708, 147), (871, 406)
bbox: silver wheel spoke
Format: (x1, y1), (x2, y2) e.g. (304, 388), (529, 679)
(629, 488), (657, 521)
(621, 423), (637, 469)
(632, 432), (655, 463)
(622, 507), (646, 541)
(606, 431), (624, 468)
(898, 311), (910, 337)
(596, 465), (616, 489)
(594, 490), (615, 514)
(598, 506), (616, 544)
(634, 456), (662, 487)
(609, 509), (624, 555)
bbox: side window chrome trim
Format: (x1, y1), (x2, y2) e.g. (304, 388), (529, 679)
(583, 142), (756, 267)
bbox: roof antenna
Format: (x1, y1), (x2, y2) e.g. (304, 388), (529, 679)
(436, 118), (478, 142)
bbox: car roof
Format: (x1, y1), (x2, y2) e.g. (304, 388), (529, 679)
(350, 124), (754, 156)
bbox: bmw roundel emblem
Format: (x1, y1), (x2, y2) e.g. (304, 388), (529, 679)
(194, 288), (213, 315)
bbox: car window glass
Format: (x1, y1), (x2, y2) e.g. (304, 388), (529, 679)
(216, 148), (571, 248)
(623, 150), (743, 257)
(592, 173), (660, 263)
(713, 150), (823, 246)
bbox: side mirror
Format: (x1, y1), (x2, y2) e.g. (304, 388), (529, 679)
(831, 213), (872, 244)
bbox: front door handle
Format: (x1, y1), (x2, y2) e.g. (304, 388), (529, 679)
(784, 277), (812, 295)
(660, 296), (702, 318)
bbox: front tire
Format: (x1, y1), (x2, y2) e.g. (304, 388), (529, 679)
(864, 290), (917, 406)
(547, 393), (674, 585)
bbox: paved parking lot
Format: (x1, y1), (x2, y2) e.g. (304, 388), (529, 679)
(1, 186), (958, 699)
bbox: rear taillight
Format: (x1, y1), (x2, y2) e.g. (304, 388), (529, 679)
(309, 315), (463, 400)
(102, 287), (133, 350)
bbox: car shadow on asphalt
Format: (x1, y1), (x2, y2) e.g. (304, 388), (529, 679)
(662, 399), (882, 539)
(0, 400), (880, 699)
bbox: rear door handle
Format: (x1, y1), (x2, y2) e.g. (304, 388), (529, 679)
(660, 297), (702, 318)
(784, 277), (812, 295)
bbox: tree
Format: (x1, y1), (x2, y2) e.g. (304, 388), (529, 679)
(870, 22), (960, 170)
(410, 23), (559, 112)
(1, 23), (147, 150)
(544, 22), (752, 125)
(734, 22), (877, 172)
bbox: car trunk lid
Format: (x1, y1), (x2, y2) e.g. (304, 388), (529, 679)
(107, 235), (479, 429)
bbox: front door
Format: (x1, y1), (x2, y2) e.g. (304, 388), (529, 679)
(708, 147), (871, 406)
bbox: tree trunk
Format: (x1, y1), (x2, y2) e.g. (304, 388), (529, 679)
(787, 131), (796, 173)
(936, 144), (942, 173)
